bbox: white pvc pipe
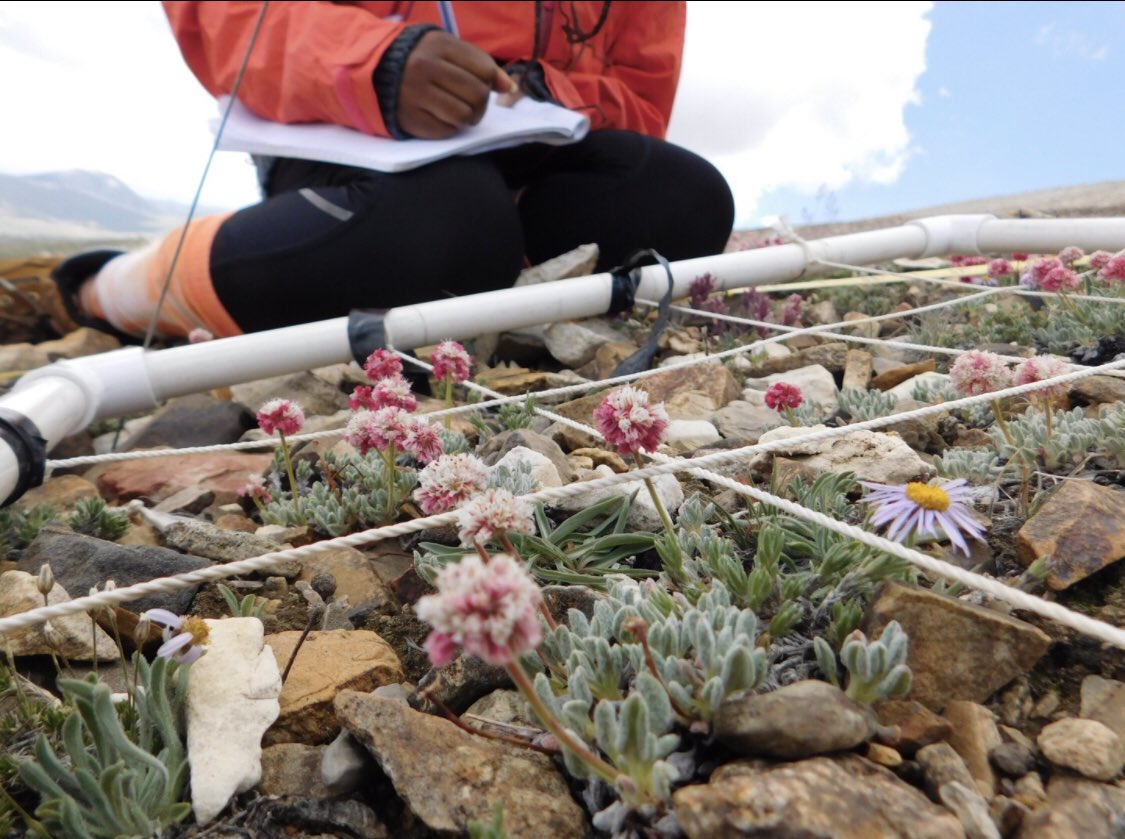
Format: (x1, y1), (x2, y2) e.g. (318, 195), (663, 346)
(2, 213), (1125, 506)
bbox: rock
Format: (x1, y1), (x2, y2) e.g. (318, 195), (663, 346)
(472, 364), (554, 394)
(335, 691), (588, 838)
(230, 370), (351, 418)
(152, 486), (215, 516)
(575, 340), (637, 380)
(864, 742), (904, 768)
(12, 474), (101, 512)
(320, 730), (373, 797)
(88, 452), (273, 505)
(741, 342), (849, 376)
(664, 419), (721, 453)
(541, 585), (602, 624)
(124, 394), (254, 451)
(259, 743), (331, 798)
(1016, 481), (1125, 590)
(865, 582), (1051, 711)
(807, 300), (840, 325)
(412, 652), (512, 714)
(917, 742), (978, 798)
(157, 518), (281, 563)
(1080, 676), (1125, 744)
(543, 319), (628, 368)
(715, 680), (880, 759)
(886, 371), (950, 406)
(871, 359), (938, 391)
(0, 327), (120, 371)
(843, 312), (880, 340)
(885, 399), (948, 455)
(842, 349), (874, 391)
(943, 700), (1003, 798)
(464, 688), (537, 727)
(1019, 775), (1125, 838)
(876, 699), (953, 755)
(477, 430), (576, 484)
(516, 242), (599, 287)
(665, 389), (725, 420)
(0, 570), (119, 661)
(297, 547), (395, 614)
(492, 446), (564, 489)
(1037, 718), (1124, 781)
(187, 618), (281, 825)
(553, 466), (684, 531)
(264, 629), (403, 745)
(569, 448), (629, 473)
(244, 797), (388, 839)
(673, 755), (965, 839)
(743, 363), (839, 408)
(1068, 374), (1125, 407)
(1012, 772), (1048, 809)
(989, 796), (1031, 837)
(551, 360), (740, 428)
(712, 399), (785, 440)
(748, 425), (935, 485)
(989, 742), (1037, 778)
(939, 780), (1001, 839)
(18, 526), (209, 615)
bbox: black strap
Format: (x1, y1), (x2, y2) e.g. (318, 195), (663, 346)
(0, 408), (47, 508)
(608, 249), (676, 377)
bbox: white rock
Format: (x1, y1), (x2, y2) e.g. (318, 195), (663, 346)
(886, 371), (951, 407)
(729, 343), (792, 370)
(555, 466), (684, 531)
(187, 618), (281, 824)
(665, 419), (721, 453)
(744, 364), (839, 408)
(748, 424), (935, 485)
(713, 400), (785, 440)
(1038, 718), (1125, 781)
(492, 446), (562, 489)
(544, 320), (628, 368)
(320, 730), (370, 796)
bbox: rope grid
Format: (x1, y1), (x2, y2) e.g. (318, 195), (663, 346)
(6, 257), (1122, 647)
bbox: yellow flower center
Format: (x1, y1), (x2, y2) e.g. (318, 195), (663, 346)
(182, 616), (211, 646)
(905, 483), (950, 511)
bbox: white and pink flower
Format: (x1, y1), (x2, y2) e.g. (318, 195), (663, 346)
(1014, 355), (1069, 400)
(432, 340), (472, 384)
(949, 351), (1012, 396)
(456, 488), (535, 547)
(592, 385), (669, 455)
(403, 417), (445, 464)
(413, 453), (490, 514)
(257, 399), (305, 437)
(363, 348), (403, 382)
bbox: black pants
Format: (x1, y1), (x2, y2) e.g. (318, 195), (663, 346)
(211, 131), (735, 332)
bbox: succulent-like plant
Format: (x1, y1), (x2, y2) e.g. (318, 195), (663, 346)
(216, 582), (268, 619)
(16, 655), (191, 837)
(837, 387), (898, 423)
(66, 498), (130, 542)
(0, 505), (57, 561)
(814, 620), (912, 705)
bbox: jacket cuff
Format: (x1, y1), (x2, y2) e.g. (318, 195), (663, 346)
(373, 23), (441, 139)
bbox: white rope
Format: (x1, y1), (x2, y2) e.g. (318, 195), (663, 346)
(5, 355), (1123, 645)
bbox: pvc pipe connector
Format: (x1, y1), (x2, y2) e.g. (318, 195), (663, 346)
(908, 215), (996, 258)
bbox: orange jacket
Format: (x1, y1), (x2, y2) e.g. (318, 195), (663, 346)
(163, 1), (686, 139)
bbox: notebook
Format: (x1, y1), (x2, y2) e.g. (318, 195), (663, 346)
(211, 94), (590, 173)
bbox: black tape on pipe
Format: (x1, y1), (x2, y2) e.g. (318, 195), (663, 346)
(0, 408), (47, 507)
(347, 310), (388, 365)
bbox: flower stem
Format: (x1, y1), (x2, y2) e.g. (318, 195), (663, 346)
(443, 377), (454, 428)
(633, 454), (682, 564)
(505, 661), (619, 785)
(278, 431), (303, 524)
(381, 446), (399, 522)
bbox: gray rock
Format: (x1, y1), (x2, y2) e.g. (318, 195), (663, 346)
(1080, 675), (1125, 744)
(464, 689), (537, 729)
(712, 399), (784, 440)
(477, 429), (576, 483)
(245, 797), (388, 839)
(939, 780), (1001, 839)
(231, 370), (350, 419)
(18, 526), (209, 615)
(335, 691), (588, 838)
(664, 419), (721, 453)
(1019, 775), (1125, 838)
(743, 363), (839, 408)
(125, 394), (253, 451)
(714, 680), (880, 759)
(320, 731), (373, 797)
(412, 651), (511, 714)
(990, 742), (1037, 778)
(259, 743), (331, 798)
(917, 742), (978, 799)
(1038, 718), (1125, 781)
(749, 425), (935, 486)
(674, 755), (965, 839)
(544, 319), (628, 368)
(158, 518), (281, 563)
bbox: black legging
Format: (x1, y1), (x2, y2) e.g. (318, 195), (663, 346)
(210, 130), (735, 332)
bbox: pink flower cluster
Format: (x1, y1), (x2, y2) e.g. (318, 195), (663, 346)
(1014, 355), (1069, 400)
(593, 386), (669, 455)
(949, 350), (1012, 396)
(414, 453), (490, 514)
(1057, 245), (1084, 265)
(764, 381), (803, 411)
(432, 340), (472, 384)
(238, 473), (272, 503)
(257, 399), (305, 436)
(1097, 256), (1125, 283)
(363, 349), (403, 381)
(350, 374), (418, 412)
(1040, 266), (1081, 293)
(1023, 257), (1062, 290)
(457, 488), (535, 547)
(345, 408), (443, 462)
(416, 552), (544, 667)
(987, 258), (1013, 281)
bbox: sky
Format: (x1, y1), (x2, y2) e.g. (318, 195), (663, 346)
(1, 1), (1123, 229)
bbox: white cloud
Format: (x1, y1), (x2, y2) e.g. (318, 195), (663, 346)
(938, 86), (951, 98)
(1033, 21), (1110, 61)
(0, 1), (260, 209)
(668, 1), (933, 227)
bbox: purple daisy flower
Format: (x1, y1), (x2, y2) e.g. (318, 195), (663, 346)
(860, 478), (987, 556)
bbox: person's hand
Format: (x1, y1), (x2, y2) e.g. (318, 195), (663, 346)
(398, 31), (518, 138)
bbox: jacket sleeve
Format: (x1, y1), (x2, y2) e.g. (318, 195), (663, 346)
(163, 1), (404, 137)
(539, 1), (685, 138)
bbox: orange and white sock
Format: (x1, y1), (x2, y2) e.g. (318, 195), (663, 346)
(77, 212), (243, 339)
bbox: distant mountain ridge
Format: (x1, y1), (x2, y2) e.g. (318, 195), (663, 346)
(0, 170), (228, 252)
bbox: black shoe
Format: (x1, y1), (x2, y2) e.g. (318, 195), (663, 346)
(51, 250), (139, 344)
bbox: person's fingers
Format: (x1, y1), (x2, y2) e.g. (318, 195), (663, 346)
(494, 67), (518, 95)
(399, 31), (505, 132)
